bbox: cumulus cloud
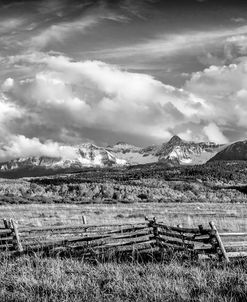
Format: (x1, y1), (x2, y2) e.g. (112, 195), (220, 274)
(203, 123), (229, 144)
(1, 0), (247, 162)
(185, 60), (247, 128)
(1, 78), (14, 92)
(0, 93), (22, 127)
(1, 51), (247, 160)
(4, 53), (209, 142)
(0, 135), (78, 162)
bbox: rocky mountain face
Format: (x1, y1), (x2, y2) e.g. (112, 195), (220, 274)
(0, 143), (126, 176)
(153, 135), (223, 165)
(106, 142), (157, 165)
(108, 136), (223, 166)
(208, 140), (247, 162)
(0, 136), (224, 177)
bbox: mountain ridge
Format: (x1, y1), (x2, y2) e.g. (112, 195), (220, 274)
(208, 139), (247, 162)
(0, 135), (224, 177)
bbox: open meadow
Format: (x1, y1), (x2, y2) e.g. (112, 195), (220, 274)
(1, 164), (247, 301)
(1, 200), (247, 302)
(1, 202), (247, 232)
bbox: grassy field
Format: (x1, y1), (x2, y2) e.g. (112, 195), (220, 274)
(1, 201), (247, 301)
(0, 254), (247, 302)
(2, 162), (247, 301)
(0, 202), (247, 232)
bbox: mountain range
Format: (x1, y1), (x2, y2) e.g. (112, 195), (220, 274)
(0, 136), (225, 177)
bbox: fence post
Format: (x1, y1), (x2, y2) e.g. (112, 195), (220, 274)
(209, 221), (229, 263)
(150, 217), (162, 254)
(82, 215), (87, 225)
(145, 216), (159, 249)
(10, 219), (23, 253)
(153, 217), (159, 241)
(3, 219), (11, 229)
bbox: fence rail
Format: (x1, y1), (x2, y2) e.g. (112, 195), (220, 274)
(1, 218), (247, 262)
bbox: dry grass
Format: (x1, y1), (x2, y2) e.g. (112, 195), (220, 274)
(0, 202), (247, 232)
(1, 202), (247, 301)
(0, 254), (247, 302)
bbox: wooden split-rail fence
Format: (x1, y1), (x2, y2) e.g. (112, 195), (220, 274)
(0, 217), (247, 263)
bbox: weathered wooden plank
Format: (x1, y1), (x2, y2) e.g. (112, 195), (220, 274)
(156, 223), (211, 235)
(193, 245), (215, 252)
(85, 234), (153, 249)
(23, 232), (153, 250)
(20, 226), (152, 239)
(28, 241), (157, 256)
(224, 241), (247, 252)
(22, 234), (110, 247)
(157, 241), (191, 251)
(219, 233), (247, 237)
(0, 229), (12, 235)
(19, 222), (147, 233)
(157, 237), (194, 249)
(227, 251), (247, 258)
(0, 237), (14, 243)
(106, 230), (152, 241)
(23, 227), (151, 240)
(158, 230), (211, 243)
(225, 245), (247, 252)
(209, 222), (229, 263)
(223, 241), (247, 247)
(23, 237), (155, 252)
(79, 238), (156, 250)
(22, 234), (108, 244)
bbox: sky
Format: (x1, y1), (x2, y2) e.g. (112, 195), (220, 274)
(1, 0), (247, 160)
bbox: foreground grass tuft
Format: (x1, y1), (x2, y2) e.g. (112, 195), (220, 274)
(0, 255), (247, 302)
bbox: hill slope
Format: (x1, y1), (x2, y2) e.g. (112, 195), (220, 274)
(208, 140), (247, 162)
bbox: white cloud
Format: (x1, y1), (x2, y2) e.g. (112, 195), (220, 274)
(6, 53), (207, 140)
(0, 93), (22, 125)
(0, 135), (78, 162)
(203, 123), (229, 144)
(30, 12), (128, 49)
(231, 17), (246, 23)
(185, 59), (247, 128)
(0, 18), (25, 34)
(86, 25), (247, 60)
(2, 78), (14, 92)
(2, 52), (247, 160)
(31, 17), (99, 49)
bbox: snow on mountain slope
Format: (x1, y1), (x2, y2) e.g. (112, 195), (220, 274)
(107, 136), (223, 166)
(154, 135), (223, 165)
(0, 143), (126, 172)
(106, 142), (157, 165)
(0, 136), (224, 177)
